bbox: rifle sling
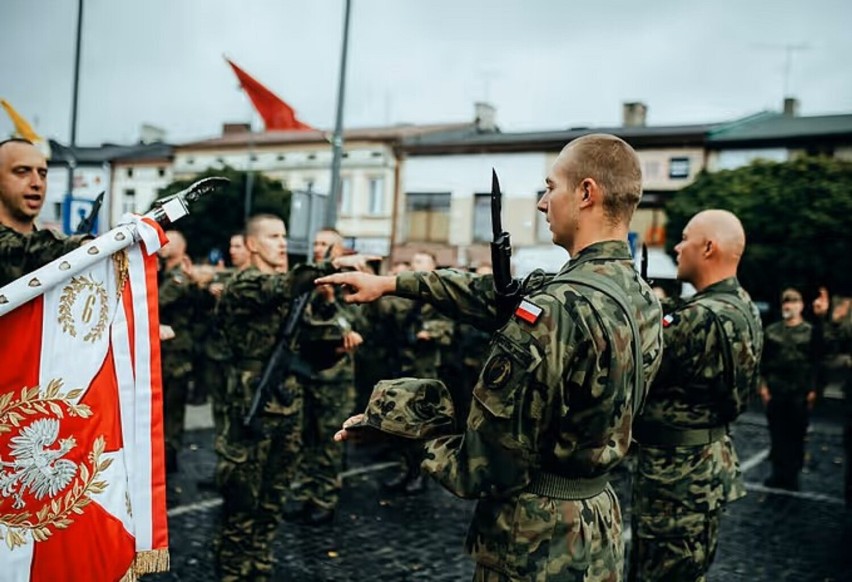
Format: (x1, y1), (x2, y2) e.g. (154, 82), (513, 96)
(554, 271), (645, 417)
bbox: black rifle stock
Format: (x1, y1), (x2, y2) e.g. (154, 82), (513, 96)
(490, 169), (521, 315)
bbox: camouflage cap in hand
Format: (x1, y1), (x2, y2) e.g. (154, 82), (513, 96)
(348, 377), (456, 440)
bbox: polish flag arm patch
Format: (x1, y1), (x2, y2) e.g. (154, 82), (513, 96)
(515, 299), (543, 324)
(662, 314), (675, 328)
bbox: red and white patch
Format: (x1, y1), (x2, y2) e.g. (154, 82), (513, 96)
(514, 299), (543, 325)
(662, 314), (674, 328)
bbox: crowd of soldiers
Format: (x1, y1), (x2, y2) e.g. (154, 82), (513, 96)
(2, 135), (851, 581)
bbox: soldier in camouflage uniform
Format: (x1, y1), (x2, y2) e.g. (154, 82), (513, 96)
(293, 228), (365, 524)
(324, 134), (665, 581)
(0, 138), (89, 286)
(812, 290), (852, 507)
(759, 287), (816, 491)
(201, 233), (252, 441)
(157, 230), (198, 474)
(382, 251), (455, 494)
(630, 209), (763, 582)
(214, 215), (368, 579)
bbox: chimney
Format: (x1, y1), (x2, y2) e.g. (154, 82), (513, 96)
(222, 122), (251, 135)
(622, 102), (647, 127)
(783, 97), (800, 117)
(139, 123), (166, 144)
(474, 102), (497, 133)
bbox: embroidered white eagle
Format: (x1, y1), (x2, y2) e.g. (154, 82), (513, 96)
(0, 419), (78, 509)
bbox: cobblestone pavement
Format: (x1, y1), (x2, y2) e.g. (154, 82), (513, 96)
(148, 403), (852, 581)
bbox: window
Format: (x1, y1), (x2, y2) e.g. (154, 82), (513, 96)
(307, 153), (317, 160)
(306, 180), (315, 192)
(405, 192), (451, 242)
(340, 177), (353, 215)
(157, 167), (166, 178)
(368, 177), (385, 215)
(668, 157), (690, 179)
(472, 193), (492, 242)
(122, 189), (136, 214)
(536, 190), (551, 242)
(277, 154), (286, 161)
(126, 168), (133, 178)
(53, 202), (62, 221)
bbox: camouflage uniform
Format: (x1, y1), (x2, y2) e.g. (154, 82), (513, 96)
(158, 264), (198, 472)
(384, 296), (454, 489)
(354, 296), (397, 412)
(201, 269), (238, 439)
(395, 241), (663, 580)
(631, 277), (763, 582)
(214, 263), (329, 581)
(813, 297), (852, 507)
(295, 288), (364, 512)
(0, 223), (88, 287)
(761, 319), (815, 489)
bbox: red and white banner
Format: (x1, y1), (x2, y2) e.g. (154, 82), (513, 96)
(0, 219), (169, 581)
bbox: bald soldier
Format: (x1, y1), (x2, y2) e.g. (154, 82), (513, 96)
(0, 138), (88, 286)
(324, 134), (664, 580)
(630, 209), (763, 581)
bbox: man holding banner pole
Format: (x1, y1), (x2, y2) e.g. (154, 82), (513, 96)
(0, 140), (227, 580)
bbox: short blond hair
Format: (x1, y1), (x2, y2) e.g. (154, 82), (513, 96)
(562, 133), (642, 225)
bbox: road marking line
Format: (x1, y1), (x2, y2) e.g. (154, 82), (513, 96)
(167, 461), (400, 517)
(340, 461), (400, 479)
(744, 482), (846, 505)
(168, 497), (222, 517)
(739, 448), (769, 473)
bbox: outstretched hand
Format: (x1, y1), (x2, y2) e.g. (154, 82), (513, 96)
(315, 272), (396, 304)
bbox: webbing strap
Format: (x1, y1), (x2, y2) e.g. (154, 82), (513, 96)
(556, 271), (645, 416)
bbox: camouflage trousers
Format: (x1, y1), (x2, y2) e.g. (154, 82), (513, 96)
(297, 361), (356, 510)
(629, 509), (721, 582)
(214, 376), (303, 582)
(467, 486), (624, 581)
(161, 350), (193, 469)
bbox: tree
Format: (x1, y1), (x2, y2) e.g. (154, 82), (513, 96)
(665, 156), (852, 304)
(151, 166), (291, 263)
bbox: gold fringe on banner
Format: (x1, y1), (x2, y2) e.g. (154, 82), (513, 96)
(133, 548), (171, 575)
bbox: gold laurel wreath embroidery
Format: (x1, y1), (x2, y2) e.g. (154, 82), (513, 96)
(57, 275), (110, 343)
(0, 379), (110, 551)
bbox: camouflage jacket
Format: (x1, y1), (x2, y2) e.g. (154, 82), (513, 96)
(298, 285), (365, 374)
(761, 320), (814, 397)
(158, 265), (199, 354)
(383, 295), (454, 378)
(640, 277), (763, 429)
(397, 240), (663, 574)
(813, 298), (852, 400)
(216, 263), (333, 407)
(633, 277), (762, 516)
(0, 223), (88, 287)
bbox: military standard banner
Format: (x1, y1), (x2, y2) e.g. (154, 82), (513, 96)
(0, 217), (169, 581)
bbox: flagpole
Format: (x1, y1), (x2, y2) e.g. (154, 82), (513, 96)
(325, 0), (352, 229)
(66, 0), (84, 199)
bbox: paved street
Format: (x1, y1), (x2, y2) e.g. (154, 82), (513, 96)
(148, 402), (852, 581)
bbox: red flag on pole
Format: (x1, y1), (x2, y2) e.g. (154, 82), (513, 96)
(225, 58), (314, 131)
(0, 218), (169, 580)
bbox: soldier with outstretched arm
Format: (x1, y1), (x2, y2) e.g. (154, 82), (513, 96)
(319, 134), (663, 581)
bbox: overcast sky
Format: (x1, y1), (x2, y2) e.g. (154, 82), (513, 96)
(2, 0), (851, 146)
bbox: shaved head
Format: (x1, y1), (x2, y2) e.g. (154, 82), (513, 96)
(159, 230), (187, 264)
(675, 208), (746, 290)
(690, 209), (745, 263)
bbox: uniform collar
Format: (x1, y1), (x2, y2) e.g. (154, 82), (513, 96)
(558, 240), (633, 274)
(695, 276), (741, 297)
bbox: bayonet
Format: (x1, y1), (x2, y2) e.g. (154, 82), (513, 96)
(490, 169), (521, 314)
